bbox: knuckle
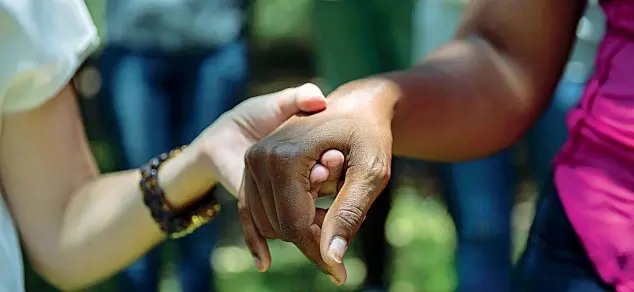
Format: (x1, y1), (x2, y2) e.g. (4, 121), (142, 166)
(380, 165), (391, 186)
(269, 143), (303, 165)
(237, 201), (251, 221)
(237, 199), (246, 211)
(295, 83), (323, 99)
(279, 223), (305, 243)
(298, 82), (319, 91)
(245, 143), (266, 165)
(259, 228), (277, 239)
(364, 155), (391, 188)
(335, 205), (365, 234)
(255, 222), (276, 239)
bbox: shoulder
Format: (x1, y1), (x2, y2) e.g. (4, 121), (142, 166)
(0, 0), (100, 113)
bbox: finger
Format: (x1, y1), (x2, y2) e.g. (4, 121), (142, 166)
(321, 149), (345, 170)
(309, 164), (329, 184)
(337, 180), (344, 192)
(309, 164), (329, 200)
(269, 159), (347, 283)
(320, 154), (391, 267)
(239, 171), (271, 272)
(248, 161), (280, 237)
(249, 182), (277, 238)
(294, 83), (327, 112)
(318, 150), (345, 196)
(314, 208), (328, 227)
(275, 83), (326, 119)
(294, 227), (347, 286)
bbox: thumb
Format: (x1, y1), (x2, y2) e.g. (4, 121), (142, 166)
(320, 158), (391, 267)
(275, 83), (327, 118)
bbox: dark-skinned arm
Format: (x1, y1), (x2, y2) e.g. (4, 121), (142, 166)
(239, 0), (588, 284)
(331, 0), (586, 161)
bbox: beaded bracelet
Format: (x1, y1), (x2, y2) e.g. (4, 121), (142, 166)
(139, 146), (220, 239)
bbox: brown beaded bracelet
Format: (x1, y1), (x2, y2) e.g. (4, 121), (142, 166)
(139, 145), (221, 239)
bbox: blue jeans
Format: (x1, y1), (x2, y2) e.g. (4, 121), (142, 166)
(99, 41), (248, 292)
(513, 174), (613, 291)
(441, 78), (585, 292)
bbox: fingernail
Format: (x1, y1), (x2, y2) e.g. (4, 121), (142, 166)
(327, 159), (341, 168)
(328, 275), (339, 285)
(253, 256), (265, 272)
(328, 236), (347, 264)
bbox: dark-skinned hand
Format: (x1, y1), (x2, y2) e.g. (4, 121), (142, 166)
(239, 82), (394, 284)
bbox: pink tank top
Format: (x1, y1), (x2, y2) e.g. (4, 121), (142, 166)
(555, 1), (634, 291)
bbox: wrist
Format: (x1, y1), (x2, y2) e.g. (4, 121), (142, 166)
(158, 144), (218, 209)
(198, 124), (243, 197)
(329, 77), (399, 125)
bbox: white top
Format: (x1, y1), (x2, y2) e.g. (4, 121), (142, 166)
(0, 0), (98, 291)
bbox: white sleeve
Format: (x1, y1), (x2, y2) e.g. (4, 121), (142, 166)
(0, 0), (100, 113)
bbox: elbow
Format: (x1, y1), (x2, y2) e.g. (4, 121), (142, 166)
(29, 256), (98, 291)
(497, 101), (542, 149)
(481, 90), (548, 157)
(456, 88), (547, 161)
(49, 279), (86, 292)
(35, 268), (85, 292)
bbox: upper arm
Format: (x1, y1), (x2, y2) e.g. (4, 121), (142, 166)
(456, 0), (587, 98)
(0, 85), (99, 269)
(0, 0), (100, 270)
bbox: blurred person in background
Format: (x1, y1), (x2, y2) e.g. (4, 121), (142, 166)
(415, 1), (604, 290)
(99, 0), (249, 291)
(312, 0), (415, 290)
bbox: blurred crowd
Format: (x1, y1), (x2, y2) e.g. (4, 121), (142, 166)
(59, 0), (605, 291)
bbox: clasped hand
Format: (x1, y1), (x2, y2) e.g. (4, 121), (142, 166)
(239, 82), (394, 285)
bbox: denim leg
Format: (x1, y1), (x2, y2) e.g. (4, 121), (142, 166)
(441, 151), (514, 292)
(175, 218), (221, 292)
(103, 49), (173, 168)
(117, 248), (163, 292)
(513, 176), (614, 292)
(100, 47), (172, 292)
(173, 41), (248, 292)
(179, 41), (248, 144)
(526, 78), (585, 184)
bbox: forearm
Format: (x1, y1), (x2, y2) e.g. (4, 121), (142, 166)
(331, 37), (561, 161)
(327, 0), (583, 161)
(392, 36), (555, 161)
(32, 144), (217, 290)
